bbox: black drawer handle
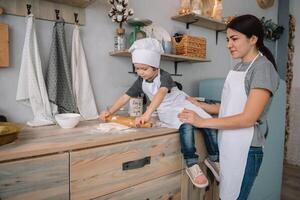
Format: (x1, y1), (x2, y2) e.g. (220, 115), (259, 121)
(122, 156), (151, 171)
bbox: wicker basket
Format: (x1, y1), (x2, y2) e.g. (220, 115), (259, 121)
(172, 35), (206, 59)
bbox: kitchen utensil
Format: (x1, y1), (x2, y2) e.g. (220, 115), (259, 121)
(106, 115), (152, 128)
(0, 122), (23, 146)
(55, 113), (81, 129)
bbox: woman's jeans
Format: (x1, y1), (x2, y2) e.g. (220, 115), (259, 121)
(237, 147), (263, 200)
(179, 123), (264, 199)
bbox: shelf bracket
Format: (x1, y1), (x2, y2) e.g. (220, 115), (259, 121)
(216, 29), (226, 45)
(170, 61), (183, 76)
(128, 64), (137, 75)
(186, 19), (199, 29)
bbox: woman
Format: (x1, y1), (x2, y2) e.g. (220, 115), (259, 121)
(178, 14), (280, 200)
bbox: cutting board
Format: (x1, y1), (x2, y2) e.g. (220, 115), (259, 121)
(0, 23), (9, 67)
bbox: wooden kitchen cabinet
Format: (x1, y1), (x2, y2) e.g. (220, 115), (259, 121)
(0, 120), (218, 200)
(0, 153), (69, 200)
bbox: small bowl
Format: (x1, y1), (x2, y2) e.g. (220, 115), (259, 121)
(55, 113), (81, 129)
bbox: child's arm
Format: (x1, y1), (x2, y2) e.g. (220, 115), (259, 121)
(99, 94), (131, 121)
(135, 87), (168, 125)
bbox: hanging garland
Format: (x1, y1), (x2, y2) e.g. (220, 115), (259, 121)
(284, 15), (295, 159)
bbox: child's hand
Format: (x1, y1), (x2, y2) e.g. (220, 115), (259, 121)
(135, 114), (151, 127)
(99, 110), (111, 122)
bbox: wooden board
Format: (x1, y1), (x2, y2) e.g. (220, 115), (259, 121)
(0, 23), (9, 67)
(46, 0), (96, 8)
(0, 0), (86, 25)
(95, 171), (182, 200)
(0, 153), (69, 200)
(70, 133), (182, 199)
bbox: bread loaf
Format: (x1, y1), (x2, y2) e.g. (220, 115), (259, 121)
(106, 115), (152, 128)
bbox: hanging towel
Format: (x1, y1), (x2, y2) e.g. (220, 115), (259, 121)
(16, 14), (54, 127)
(46, 18), (78, 114)
(71, 25), (98, 120)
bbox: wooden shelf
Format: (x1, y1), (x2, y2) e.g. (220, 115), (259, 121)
(109, 50), (211, 63)
(171, 13), (226, 30)
(45, 0), (96, 8)
(110, 50), (211, 76)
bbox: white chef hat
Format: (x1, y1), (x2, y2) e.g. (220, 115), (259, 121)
(128, 38), (164, 68)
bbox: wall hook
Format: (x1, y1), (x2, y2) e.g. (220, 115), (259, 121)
(55, 9), (60, 20)
(74, 13), (79, 24)
(26, 4), (31, 15)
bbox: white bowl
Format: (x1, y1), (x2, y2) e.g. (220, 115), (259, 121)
(55, 113), (81, 129)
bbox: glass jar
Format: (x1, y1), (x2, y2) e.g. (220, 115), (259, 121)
(211, 0), (224, 21)
(191, 0), (202, 15)
(114, 28), (126, 51)
(178, 0), (191, 15)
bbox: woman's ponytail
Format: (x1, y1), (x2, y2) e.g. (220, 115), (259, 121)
(259, 44), (278, 71)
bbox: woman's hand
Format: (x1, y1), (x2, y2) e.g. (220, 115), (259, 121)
(99, 110), (111, 122)
(135, 113), (151, 127)
(178, 108), (205, 127)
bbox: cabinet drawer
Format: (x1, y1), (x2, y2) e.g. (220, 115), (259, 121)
(95, 171), (182, 200)
(0, 153), (69, 200)
(70, 133), (182, 200)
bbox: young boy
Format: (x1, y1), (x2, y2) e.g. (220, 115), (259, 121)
(99, 38), (216, 188)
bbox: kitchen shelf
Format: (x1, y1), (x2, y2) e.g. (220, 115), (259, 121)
(171, 13), (226, 44)
(110, 50), (211, 76)
(46, 0), (96, 8)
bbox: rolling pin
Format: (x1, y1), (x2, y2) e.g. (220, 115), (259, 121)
(106, 115), (152, 128)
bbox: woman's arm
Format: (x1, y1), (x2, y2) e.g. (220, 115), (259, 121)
(179, 88), (271, 129)
(186, 96), (220, 114)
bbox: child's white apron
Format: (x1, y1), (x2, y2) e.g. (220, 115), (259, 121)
(142, 72), (211, 129)
(218, 53), (261, 200)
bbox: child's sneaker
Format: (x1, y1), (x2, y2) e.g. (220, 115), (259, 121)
(204, 158), (220, 182)
(185, 164), (209, 188)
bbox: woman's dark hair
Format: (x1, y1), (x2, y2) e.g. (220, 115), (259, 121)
(226, 14), (277, 71)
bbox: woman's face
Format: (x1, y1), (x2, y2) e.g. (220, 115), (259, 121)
(226, 28), (257, 61)
(134, 63), (158, 81)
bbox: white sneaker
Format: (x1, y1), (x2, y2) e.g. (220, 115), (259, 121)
(204, 158), (220, 182)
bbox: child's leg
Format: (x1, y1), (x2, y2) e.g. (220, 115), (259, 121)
(179, 123), (209, 188)
(199, 128), (219, 162)
(179, 123), (198, 167)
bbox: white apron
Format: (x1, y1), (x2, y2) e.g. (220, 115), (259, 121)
(142, 71), (211, 129)
(218, 53), (261, 200)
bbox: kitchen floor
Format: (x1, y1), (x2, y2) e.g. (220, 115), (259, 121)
(281, 162), (300, 200)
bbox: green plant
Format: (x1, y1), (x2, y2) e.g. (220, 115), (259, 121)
(260, 17), (284, 41)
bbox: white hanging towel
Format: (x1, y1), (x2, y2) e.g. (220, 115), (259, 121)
(71, 25), (98, 120)
(16, 14), (54, 126)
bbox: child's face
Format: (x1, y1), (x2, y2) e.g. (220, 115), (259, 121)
(134, 63), (158, 81)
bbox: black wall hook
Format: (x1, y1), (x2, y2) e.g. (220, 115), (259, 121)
(74, 13), (79, 24)
(55, 9), (60, 20)
(26, 4), (31, 15)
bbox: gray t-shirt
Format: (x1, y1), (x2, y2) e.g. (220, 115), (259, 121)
(126, 69), (177, 97)
(233, 55), (280, 146)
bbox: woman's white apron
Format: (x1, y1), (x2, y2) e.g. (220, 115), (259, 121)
(218, 53), (261, 200)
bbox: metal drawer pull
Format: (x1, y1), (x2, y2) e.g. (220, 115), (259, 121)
(122, 156), (151, 170)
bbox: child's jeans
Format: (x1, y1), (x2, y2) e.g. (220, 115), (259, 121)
(179, 123), (219, 167)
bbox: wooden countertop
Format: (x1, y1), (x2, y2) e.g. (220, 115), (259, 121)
(0, 120), (177, 162)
